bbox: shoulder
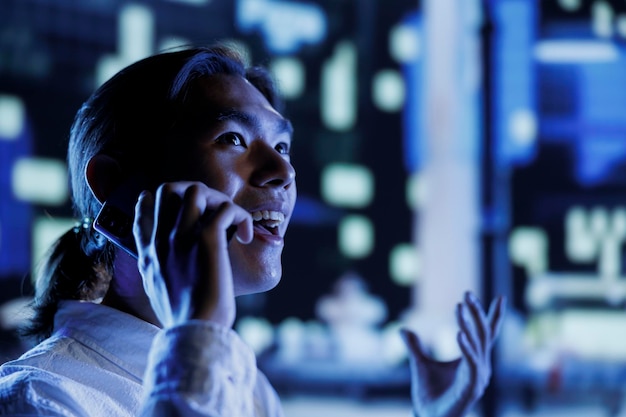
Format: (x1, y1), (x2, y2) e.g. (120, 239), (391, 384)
(0, 337), (91, 416)
(1, 335), (74, 373)
(0, 366), (78, 416)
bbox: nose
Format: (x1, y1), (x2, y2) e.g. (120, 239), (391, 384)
(250, 142), (296, 189)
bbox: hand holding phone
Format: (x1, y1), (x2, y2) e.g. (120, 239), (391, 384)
(94, 177), (239, 259)
(129, 182), (253, 328)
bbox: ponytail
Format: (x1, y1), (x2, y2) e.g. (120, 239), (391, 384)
(21, 221), (114, 342)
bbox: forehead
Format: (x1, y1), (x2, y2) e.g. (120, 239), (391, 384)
(196, 74), (278, 115)
(186, 74), (292, 137)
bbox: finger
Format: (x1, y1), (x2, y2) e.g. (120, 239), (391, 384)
(170, 185), (205, 254)
(456, 303), (488, 355)
(400, 328), (430, 362)
(134, 190), (155, 260)
(195, 202), (247, 326)
(154, 183), (185, 258)
(200, 201), (252, 246)
(167, 182), (253, 244)
(487, 295), (507, 345)
(154, 181), (231, 213)
(457, 331), (480, 387)
(464, 292), (491, 352)
(233, 210), (253, 244)
(176, 185), (204, 234)
(134, 190), (158, 297)
(456, 303), (477, 353)
(155, 181), (207, 196)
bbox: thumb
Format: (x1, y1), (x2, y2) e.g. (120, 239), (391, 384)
(401, 328), (429, 362)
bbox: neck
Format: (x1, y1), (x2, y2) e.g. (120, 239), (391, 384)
(101, 250), (161, 327)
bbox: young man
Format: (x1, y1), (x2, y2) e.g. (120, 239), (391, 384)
(0, 45), (505, 416)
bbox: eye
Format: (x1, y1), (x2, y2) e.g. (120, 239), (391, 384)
(216, 132), (245, 147)
(275, 141), (291, 155)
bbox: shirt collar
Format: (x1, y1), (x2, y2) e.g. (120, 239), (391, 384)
(53, 300), (160, 381)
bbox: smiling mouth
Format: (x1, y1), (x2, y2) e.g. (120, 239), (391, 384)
(251, 210), (285, 234)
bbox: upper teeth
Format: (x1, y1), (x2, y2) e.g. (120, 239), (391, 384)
(251, 210), (285, 227)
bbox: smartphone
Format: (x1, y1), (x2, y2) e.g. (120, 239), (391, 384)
(94, 177), (237, 259)
(93, 175), (151, 259)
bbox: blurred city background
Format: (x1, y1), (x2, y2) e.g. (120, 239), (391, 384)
(1, 0), (626, 416)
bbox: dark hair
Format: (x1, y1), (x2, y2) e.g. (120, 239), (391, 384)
(23, 44), (283, 342)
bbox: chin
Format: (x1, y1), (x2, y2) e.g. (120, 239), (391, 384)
(233, 266), (282, 296)
(230, 242), (285, 296)
(235, 276), (281, 296)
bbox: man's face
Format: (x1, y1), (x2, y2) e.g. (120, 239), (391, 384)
(167, 73), (297, 295)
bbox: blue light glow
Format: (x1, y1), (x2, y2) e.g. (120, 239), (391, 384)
(0, 117), (33, 277)
(236, 0), (327, 54)
(494, 0), (537, 166)
(400, 12), (422, 173)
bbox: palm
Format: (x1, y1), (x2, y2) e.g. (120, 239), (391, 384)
(402, 293), (506, 417)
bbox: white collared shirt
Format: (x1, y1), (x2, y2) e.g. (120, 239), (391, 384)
(0, 301), (283, 416)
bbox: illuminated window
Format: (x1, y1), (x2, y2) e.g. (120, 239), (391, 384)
(565, 206), (626, 276)
(338, 215), (373, 259)
(97, 56), (123, 88)
(120, 4), (154, 61)
(236, 316), (274, 354)
(509, 109), (537, 147)
(270, 57), (305, 99)
(321, 163), (373, 208)
(535, 40), (618, 63)
(321, 41), (357, 131)
(12, 158), (69, 206)
(566, 206), (606, 262)
(236, 0), (327, 54)
(389, 23), (421, 63)
(406, 172), (427, 211)
(558, 0), (582, 12)
(618, 15), (626, 38)
(509, 227), (548, 276)
(96, 4), (155, 86)
(276, 317), (305, 362)
(592, 0), (614, 38)
(389, 243), (419, 286)
(559, 310), (626, 360)
(0, 95), (24, 141)
(372, 69), (405, 112)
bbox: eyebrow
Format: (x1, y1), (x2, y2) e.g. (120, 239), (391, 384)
(216, 109), (293, 137)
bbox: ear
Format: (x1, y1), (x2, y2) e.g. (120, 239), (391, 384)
(85, 155), (124, 204)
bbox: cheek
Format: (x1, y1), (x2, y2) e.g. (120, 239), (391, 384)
(190, 154), (244, 195)
(204, 172), (245, 198)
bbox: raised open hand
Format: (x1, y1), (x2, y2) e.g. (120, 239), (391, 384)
(402, 292), (506, 417)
